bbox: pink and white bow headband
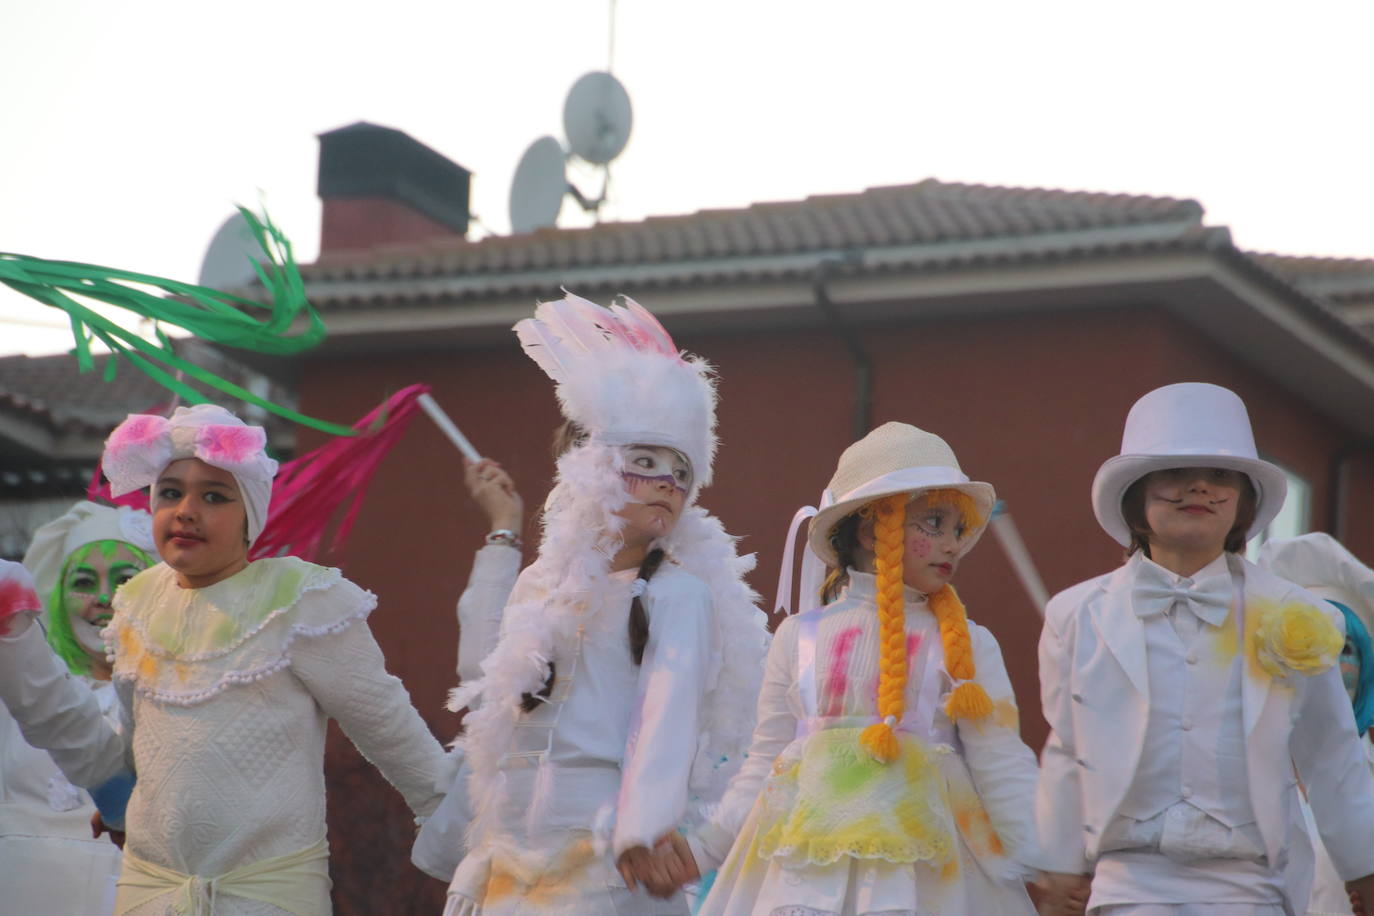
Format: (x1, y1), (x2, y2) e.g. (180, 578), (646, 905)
(104, 408), (278, 498)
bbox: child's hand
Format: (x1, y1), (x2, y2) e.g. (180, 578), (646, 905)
(653, 831), (700, 889)
(90, 811), (126, 850)
(0, 560), (42, 637)
(617, 844), (674, 898)
(1038, 871), (1091, 916)
(463, 458), (523, 534)
(1349, 873), (1374, 915)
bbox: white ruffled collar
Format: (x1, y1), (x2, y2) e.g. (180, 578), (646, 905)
(107, 557), (375, 706)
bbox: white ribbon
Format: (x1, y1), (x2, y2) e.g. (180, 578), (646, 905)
(774, 505), (819, 616)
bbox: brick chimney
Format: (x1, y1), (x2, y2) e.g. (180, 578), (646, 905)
(317, 122), (471, 253)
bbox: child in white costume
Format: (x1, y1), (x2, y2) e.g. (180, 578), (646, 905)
(1036, 383), (1374, 916)
(5, 404), (451, 915)
(0, 502), (155, 915)
(442, 294), (770, 915)
(1259, 533), (1374, 916)
(682, 422), (1041, 916)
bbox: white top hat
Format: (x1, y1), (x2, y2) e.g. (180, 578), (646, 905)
(807, 422), (995, 567)
(1259, 532), (1374, 637)
(1092, 382), (1287, 547)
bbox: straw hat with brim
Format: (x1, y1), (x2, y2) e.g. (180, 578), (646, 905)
(1092, 382), (1287, 547)
(807, 422), (996, 568)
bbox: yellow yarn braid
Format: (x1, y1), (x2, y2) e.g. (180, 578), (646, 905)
(860, 494), (909, 764)
(928, 584), (993, 721)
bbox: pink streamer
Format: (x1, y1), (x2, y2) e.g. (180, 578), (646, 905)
(87, 385), (431, 563)
(250, 384), (430, 562)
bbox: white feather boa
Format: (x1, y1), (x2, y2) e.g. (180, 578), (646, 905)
(448, 442), (769, 848)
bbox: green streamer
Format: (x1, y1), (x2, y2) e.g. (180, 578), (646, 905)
(0, 207), (355, 437)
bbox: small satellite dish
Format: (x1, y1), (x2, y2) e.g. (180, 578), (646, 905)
(563, 71), (632, 165)
(509, 136), (568, 234)
(198, 213), (261, 289)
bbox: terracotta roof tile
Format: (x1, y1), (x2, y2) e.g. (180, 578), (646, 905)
(1248, 253), (1374, 304)
(0, 351), (170, 435)
(300, 179), (1210, 307)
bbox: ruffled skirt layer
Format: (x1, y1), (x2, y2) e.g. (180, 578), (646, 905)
(698, 730), (1035, 916)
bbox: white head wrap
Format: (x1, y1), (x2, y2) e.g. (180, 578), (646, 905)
(23, 501), (157, 603)
(103, 404), (278, 544)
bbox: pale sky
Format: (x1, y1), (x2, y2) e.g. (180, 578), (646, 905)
(2, 0), (1372, 356)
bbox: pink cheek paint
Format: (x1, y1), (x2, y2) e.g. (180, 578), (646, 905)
(906, 536), (932, 558)
(822, 626), (862, 716)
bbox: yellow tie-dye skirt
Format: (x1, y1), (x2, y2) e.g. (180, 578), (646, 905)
(697, 728), (1035, 916)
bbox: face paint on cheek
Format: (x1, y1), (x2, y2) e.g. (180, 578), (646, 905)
(906, 535), (932, 558)
(619, 471), (687, 495)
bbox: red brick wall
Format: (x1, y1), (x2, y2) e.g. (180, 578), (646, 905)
(297, 303), (1367, 911)
(320, 197), (464, 253)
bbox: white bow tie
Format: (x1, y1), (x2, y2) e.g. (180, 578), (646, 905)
(1132, 563), (1232, 627)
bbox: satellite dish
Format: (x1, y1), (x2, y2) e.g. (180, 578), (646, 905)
(509, 136), (568, 234)
(563, 71), (632, 165)
(198, 213), (261, 289)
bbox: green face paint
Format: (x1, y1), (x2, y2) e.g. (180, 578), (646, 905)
(46, 539), (152, 675)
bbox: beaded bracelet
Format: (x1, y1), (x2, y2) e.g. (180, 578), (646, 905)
(485, 528), (523, 550)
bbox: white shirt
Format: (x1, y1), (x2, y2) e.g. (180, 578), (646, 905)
(1101, 553), (1266, 862)
(477, 563), (714, 855)
(1094, 553), (1279, 908)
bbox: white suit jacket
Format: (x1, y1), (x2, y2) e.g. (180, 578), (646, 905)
(1034, 554), (1374, 912)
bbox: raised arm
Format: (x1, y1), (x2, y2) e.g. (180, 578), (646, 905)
(456, 457), (524, 683)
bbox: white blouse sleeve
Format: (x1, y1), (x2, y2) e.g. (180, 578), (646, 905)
(688, 612), (799, 874)
(290, 615), (449, 820)
(0, 615), (127, 788)
(957, 623), (1042, 871)
(456, 545), (521, 684)
(612, 571), (714, 856)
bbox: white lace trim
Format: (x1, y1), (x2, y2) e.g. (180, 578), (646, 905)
(108, 559), (376, 706)
(108, 564), (345, 663)
(116, 610), (372, 706)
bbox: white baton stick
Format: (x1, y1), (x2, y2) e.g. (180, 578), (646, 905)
(989, 502), (1050, 617)
(416, 393), (482, 463)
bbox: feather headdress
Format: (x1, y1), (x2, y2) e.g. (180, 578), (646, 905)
(451, 292), (767, 854)
(514, 292), (717, 492)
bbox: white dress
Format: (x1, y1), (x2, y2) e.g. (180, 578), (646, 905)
(0, 674), (122, 915)
(692, 572), (1040, 916)
(444, 563), (714, 916)
(104, 557), (449, 916)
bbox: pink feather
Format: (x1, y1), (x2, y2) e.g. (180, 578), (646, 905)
(611, 297), (680, 358)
